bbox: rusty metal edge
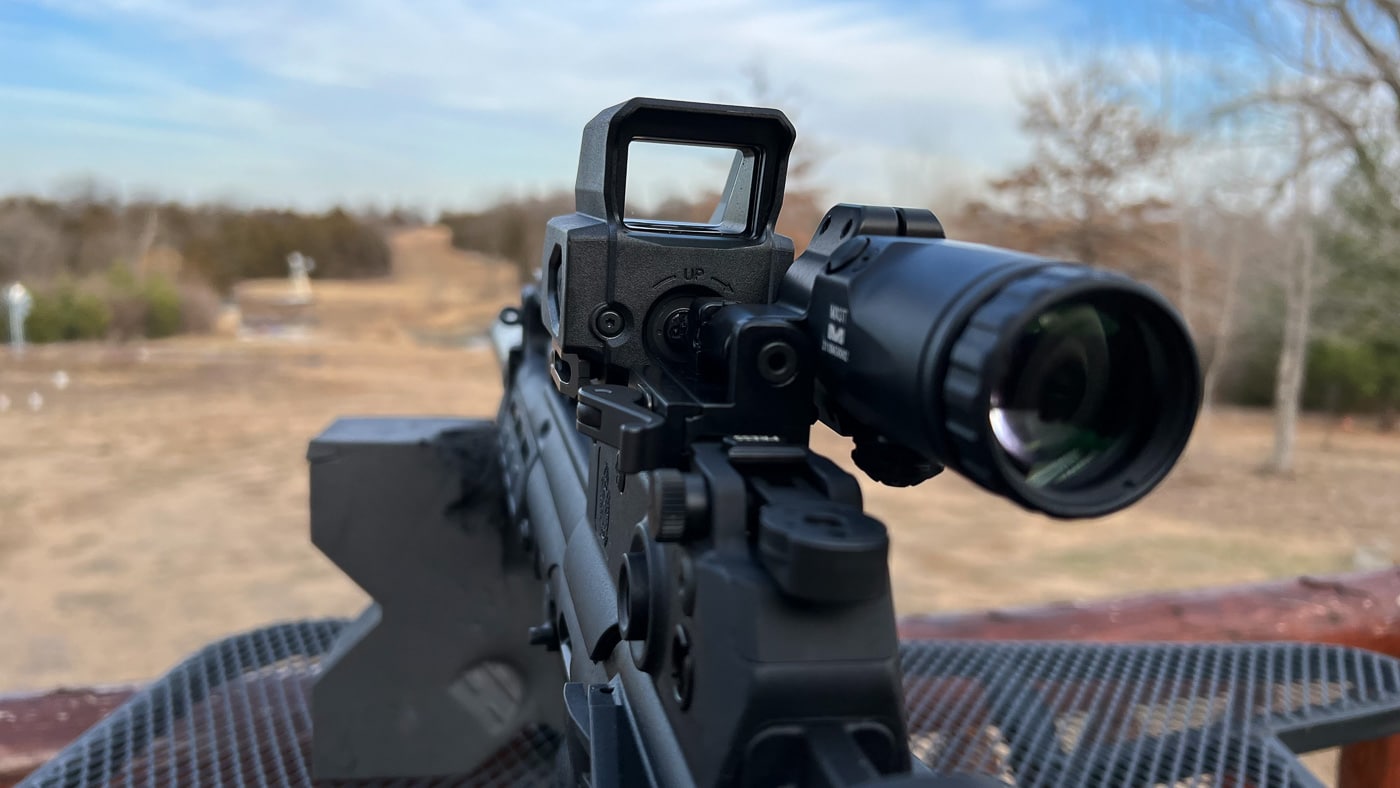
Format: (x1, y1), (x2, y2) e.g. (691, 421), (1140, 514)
(0, 685), (138, 787)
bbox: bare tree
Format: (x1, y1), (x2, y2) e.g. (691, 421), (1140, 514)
(132, 206), (160, 277)
(1154, 20), (1208, 333)
(1272, 11), (1326, 473)
(1199, 210), (1249, 416)
(1203, 0), (1400, 200)
(1172, 182), (1196, 331)
(1190, 0), (1400, 469)
(1270, 204), (1320, 472)
(990, 61), (1187, 283)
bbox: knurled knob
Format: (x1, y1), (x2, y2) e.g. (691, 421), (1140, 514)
(647, 469), (689, 542)
(646, 469), (707, 542)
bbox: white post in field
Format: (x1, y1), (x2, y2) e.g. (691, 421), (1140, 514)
(5, 282), (33, 354)
(286, 252), (316, 304)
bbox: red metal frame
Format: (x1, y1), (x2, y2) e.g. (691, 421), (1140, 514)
(900, 568), (1400, 787)
(6, 568), (1399, 786)
(0, 687), (136, 787)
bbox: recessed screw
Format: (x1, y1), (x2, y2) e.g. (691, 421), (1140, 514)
(757, 341), (798, 386)
(594, 307), (624, 339)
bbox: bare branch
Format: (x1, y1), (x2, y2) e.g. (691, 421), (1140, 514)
(1324, 0), (1400, 129)
(1214, 79), (1394, 211)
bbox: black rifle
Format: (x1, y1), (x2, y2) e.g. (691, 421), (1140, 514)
(485, 98), (1199, 786)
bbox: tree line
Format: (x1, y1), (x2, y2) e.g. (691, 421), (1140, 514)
(4, 1), (1394, 472)
(0, 193), (392, 342)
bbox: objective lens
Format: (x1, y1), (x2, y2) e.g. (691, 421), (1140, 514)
(990, 300), (1143, 489)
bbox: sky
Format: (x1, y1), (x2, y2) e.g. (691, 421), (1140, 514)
(0, 0), (1227, 214)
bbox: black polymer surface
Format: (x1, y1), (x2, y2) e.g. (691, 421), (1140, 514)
(19, 620), (1400, 787)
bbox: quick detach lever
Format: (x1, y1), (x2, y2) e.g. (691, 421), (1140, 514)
(576, 385), (665, 473)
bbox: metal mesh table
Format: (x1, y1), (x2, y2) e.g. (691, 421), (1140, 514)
(20, 620), (1400, 787)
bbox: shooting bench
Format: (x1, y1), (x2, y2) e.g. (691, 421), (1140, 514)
(7, 572), (1400, 786)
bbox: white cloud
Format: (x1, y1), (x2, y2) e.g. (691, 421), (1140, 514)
(15, 0), (1070, 208)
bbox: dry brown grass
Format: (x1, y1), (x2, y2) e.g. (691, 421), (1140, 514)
(1, 226), (1397, 701)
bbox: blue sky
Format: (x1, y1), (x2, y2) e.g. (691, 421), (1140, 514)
(0, 0), (1225, 212)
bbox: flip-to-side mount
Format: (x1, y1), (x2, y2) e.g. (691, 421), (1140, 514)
(493, 275), (920, 785)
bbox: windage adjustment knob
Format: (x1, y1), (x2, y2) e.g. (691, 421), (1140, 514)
(644, 469), (708, 542)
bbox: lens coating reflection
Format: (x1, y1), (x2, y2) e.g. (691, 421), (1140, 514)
(990, 300), (1147, 489)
